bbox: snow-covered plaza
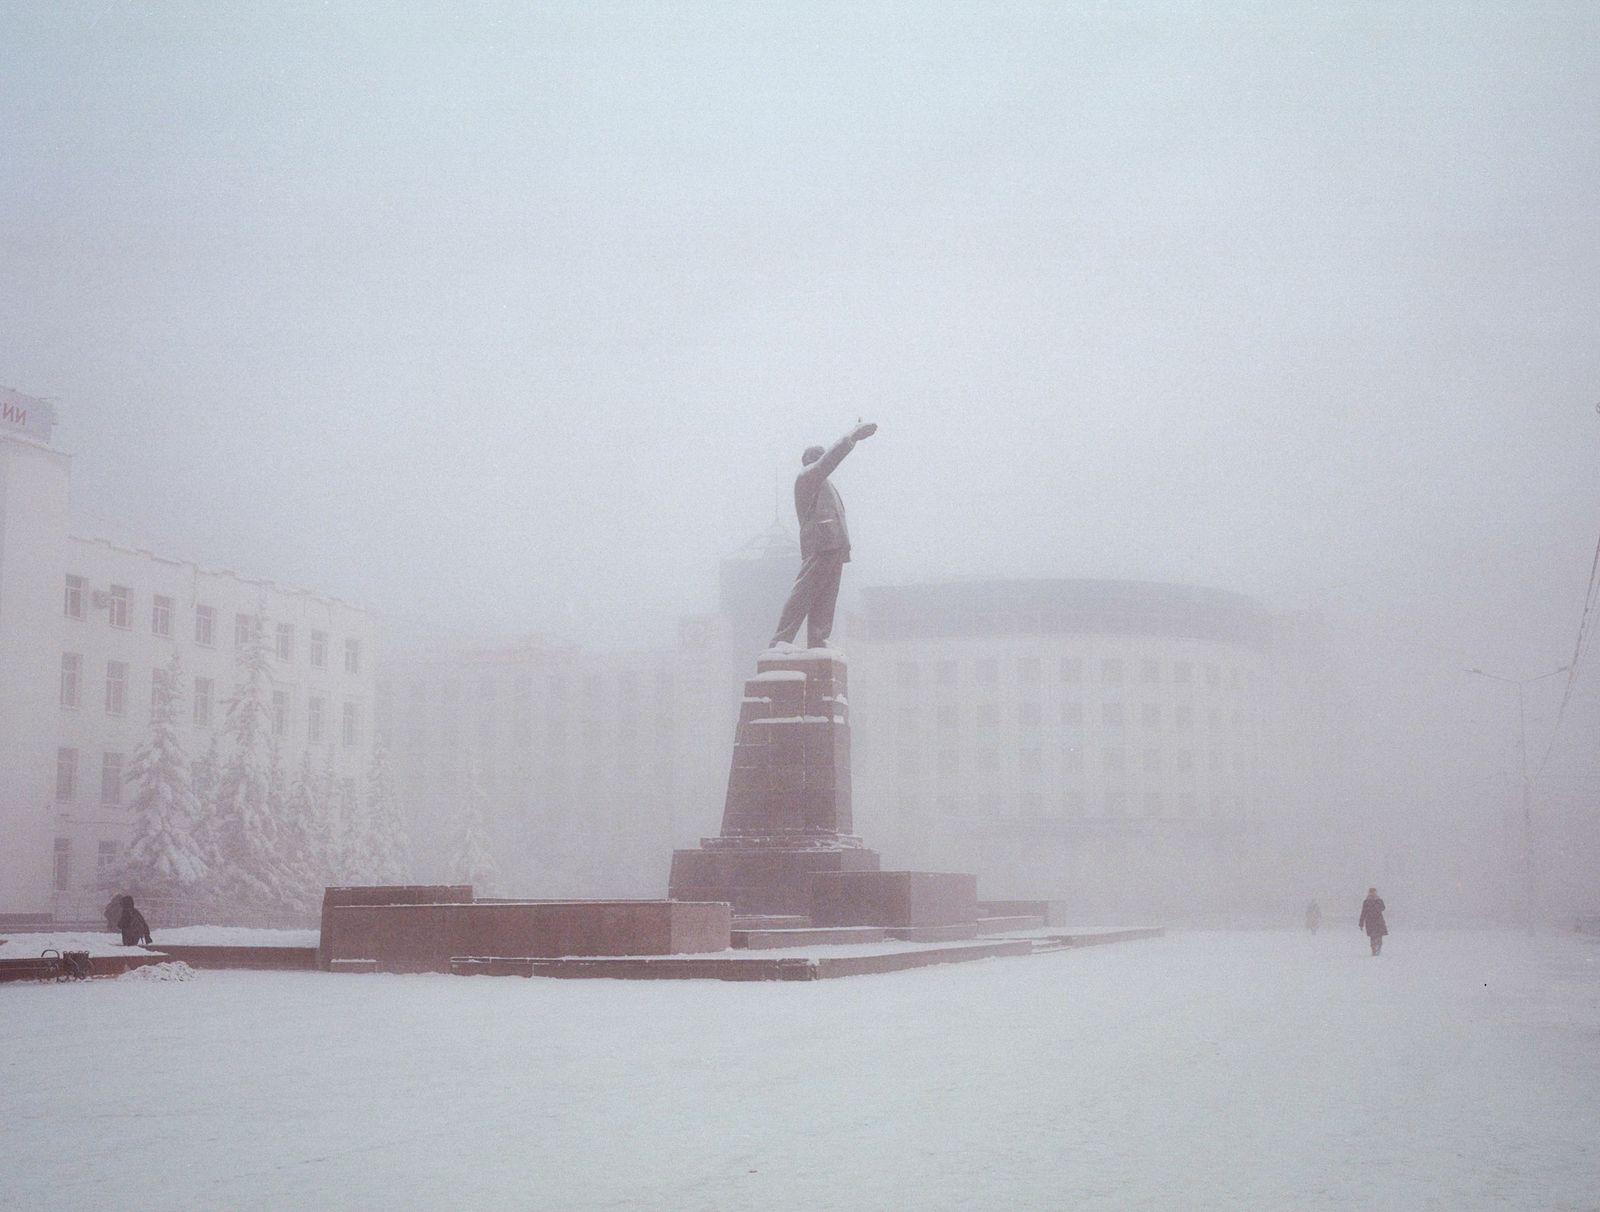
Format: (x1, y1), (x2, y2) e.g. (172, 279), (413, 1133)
(5, 929), (1598, 1211)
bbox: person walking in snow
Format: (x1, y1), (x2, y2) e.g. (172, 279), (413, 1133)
(1305, 899), (1321, 934)
(1358, 887), (1387, 956)
(118, 895), (153, 947)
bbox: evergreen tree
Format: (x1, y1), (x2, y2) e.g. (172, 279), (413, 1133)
(291, 749), (335, 900)
(324, 743), (366, 885)
(117, 653), (210, 898)
(212, 609), (284, 914)
(189, 734), (224, 890)
(364, 746), (413, 885)
(450, 761), (499, 895)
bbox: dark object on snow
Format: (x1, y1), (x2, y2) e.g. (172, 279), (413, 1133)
(39, 948), (92, 981)
(104, 894), (125, 932)
(1305, 899), (1321, 934)
(118, 896), (152, 947)
(1359, 888), (1387, 955)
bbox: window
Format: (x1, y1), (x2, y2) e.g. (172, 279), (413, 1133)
(307, 696), (325, 744)
(235, 613), (255, 648)
(105, 661), (127, 716)
(54, 839), (71, 891)
(108, 585), (131, 629)
(61, 653), (82, 708)
(1175, 749), (1195, 774)
(936, 661), (958, 687)
(898, 706), (920, 736)
(56, 748), (77, 801)
(897, 662), (919, 689)
(1141, 702), (1161, 728)
(276, 623), (295, 662)
(100, 752), (123, 806)
(64, 575), (85, 619)
(1060, 657), (1082, 682)
(1103, 747), (1125, 774)
(975, 703), (998, 729)
(1018, 702), (1041, 729)
(195, 604), (215, 647)
(1103, 790), (1127, 817)
(272, 690), (289, 738)
(152, 594), (173, 637)
(344, 637), (361, 674)
(1102, 702), (1124, 729)
(1020, 747), (1042, 776)
(1140, 658), (1161, 684)
(937, 749), (958, 777)
(1020, 791), (1043, 817)
(1061, 701), (1084, 727)
(1173, 661), (1192, 685)
(194, 678), (214, 727)
(1101, 658), (1123, 684)
(1062, 789), (1083, 816)
(1143, 748), (1161, 774)
(97, 840), (119, 870)
(1061, 745), (1083, 773)
(342, 701), (359, 746)
(1174, 705), (1194, 731)
(1205, 662), (1221, 688)
(310, 630), (328, 667)
(937, 704), (958, 730)
(977, 747), (999, 772)
(974, 658), (998, 686)
(1017, 658), (1041, 686)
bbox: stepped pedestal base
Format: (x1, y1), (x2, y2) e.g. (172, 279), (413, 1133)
(669, 844), (881, 917)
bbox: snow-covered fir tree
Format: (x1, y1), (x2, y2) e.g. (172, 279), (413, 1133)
(290, 749), (335, 901)
(325, 743), (367, 885)
(364, 746), (412, 885)
(116, 653), (210, 898)
(450, 761), (499, 895)
(211, 609), (291, 914)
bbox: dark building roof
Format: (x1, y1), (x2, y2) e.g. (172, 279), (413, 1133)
(858, 579), (1273, 647)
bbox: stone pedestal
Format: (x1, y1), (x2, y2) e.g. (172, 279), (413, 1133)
(669, 650), (881, 916)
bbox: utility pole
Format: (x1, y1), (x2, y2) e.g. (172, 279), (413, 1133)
(1466, 664), (1569, 934)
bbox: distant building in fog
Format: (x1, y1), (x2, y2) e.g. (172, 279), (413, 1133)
(0, 394), (377, 920)
(845, 579), (1349, 921)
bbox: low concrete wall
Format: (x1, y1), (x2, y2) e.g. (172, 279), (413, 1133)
(812, 871), (978, 928)
(327, 900), (732, 974)
(319, 885), (474, 969)
(152, 945), (318, 970)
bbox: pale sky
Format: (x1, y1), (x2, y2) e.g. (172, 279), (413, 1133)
(3, 2), (1597, 805)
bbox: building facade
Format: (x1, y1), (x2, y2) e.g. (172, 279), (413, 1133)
(0, 396), (378, 920)
(844, 580), (1344, 922)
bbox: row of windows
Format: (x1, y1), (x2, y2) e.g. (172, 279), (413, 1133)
(63, 577), (361, 671)
(58, 657), (363, 745)
(917, 789), (1257, 819)
(55, 743), (363, 806)
(393, 669), (676, 706)
(894, 656), (1256, 691)
(890, 746), (1256, 780)
(891, 702), (1256, 733)
(395, 713), (677, 750)
(404, 757), (675, 793)
(52, 837), (120, 892)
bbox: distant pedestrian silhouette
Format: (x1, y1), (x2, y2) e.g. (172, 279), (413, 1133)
(1305, 899), (1321, 934)
(1358, 887), (1387, 956)
(117, 895), (152, 947)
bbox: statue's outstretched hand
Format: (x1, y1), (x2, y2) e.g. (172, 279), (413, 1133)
(852, 422), (878, 441)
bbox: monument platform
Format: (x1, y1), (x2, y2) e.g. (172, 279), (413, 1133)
(669, 649), (886, 915)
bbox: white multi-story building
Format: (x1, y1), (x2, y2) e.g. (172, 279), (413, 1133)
(843, 579), (1350, 922)
(0, 390), (379, 921)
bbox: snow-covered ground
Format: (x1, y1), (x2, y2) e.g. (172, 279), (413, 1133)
(4, 930), (1597, 1211)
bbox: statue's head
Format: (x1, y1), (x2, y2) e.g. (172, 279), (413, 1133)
(801, 445), (825, 466)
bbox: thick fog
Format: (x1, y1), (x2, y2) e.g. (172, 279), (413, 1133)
(3, 2), (1596, 922)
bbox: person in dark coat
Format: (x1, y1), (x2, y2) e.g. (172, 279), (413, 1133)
(118, 895), (152, 947)
(1358, 887), (1387, 955)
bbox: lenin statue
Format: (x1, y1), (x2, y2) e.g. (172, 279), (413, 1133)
(769, 421), (878, 649)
